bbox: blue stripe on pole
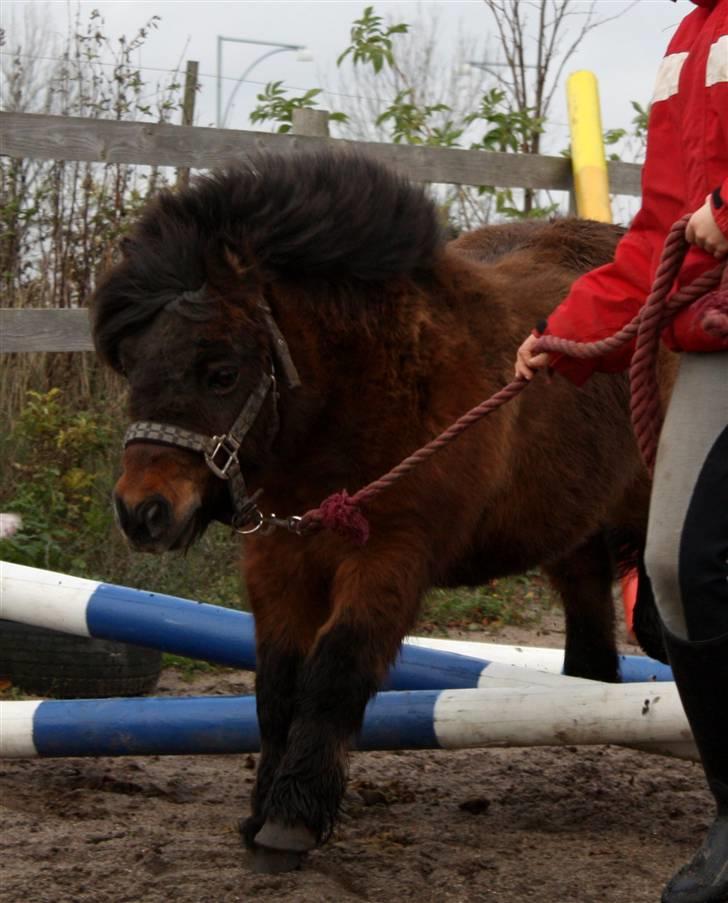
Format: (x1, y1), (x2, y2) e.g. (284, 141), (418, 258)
(84, 581), (490, 689)
(30, 691), (441, 757)
(33, 696), (261, 757)
(618, 654), (673, 683)
(86, 584), (258, 670)
(360, 690), (440, 749)
(383, 645), (487, 690)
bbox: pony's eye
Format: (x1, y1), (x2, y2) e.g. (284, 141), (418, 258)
(207, 367), (239, 394)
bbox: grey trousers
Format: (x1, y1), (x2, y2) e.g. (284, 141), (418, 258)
(645, 352), (728, 641)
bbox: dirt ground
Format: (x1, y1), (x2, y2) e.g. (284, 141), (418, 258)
(0, 615), (709, 903)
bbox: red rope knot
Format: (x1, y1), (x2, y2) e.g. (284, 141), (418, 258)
(301, 490), (370, 545)
(696, 285), (728, 339)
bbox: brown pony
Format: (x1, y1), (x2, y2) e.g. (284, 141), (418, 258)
(91, 150), (653, 870)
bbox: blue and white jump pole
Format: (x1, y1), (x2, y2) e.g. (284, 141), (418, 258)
(0, 562), (673, 689)
(1, 682), (696, 759)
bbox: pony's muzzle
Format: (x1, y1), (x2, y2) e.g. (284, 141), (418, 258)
(113, 444), (210, 552)
(114, 492), (172, 548)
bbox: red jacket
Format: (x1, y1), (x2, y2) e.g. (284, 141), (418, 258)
(545, 0), (728, 384)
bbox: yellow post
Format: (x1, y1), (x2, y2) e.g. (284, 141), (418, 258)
(566, 71), (612, 223)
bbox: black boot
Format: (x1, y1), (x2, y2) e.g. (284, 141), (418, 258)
(661, 630), (728, 903)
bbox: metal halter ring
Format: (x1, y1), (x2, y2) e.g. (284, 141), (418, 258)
(233, 507), (266, 534)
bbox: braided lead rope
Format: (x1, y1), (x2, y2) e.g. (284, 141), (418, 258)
(295, 218), (725, 545)
(630, 261), (725, 472)
(296, 378), (530, 543)
(701, 263), (728, 338)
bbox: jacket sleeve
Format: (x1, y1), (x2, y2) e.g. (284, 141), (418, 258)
(542, 37), (696, 384)
(538, 8), (721, 384)
(542, 219), (655, 385)
(665, 18), (728, 354)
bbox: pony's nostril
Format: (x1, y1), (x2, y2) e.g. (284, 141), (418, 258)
(115, 494), (172, 544)
(136, 496), (171, 541)
(144, 501), (160, 526)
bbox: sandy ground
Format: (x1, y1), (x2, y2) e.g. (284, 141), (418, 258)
(0, 614), (709, 903)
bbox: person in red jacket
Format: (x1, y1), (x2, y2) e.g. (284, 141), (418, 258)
(515, 3), (728, 902)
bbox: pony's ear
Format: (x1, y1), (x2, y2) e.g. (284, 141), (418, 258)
(223, 246), (254, 280)
(221, 245), (265, 294)
(208, 245), (264, 313)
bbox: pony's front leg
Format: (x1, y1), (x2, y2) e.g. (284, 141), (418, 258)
(239, 641), (303, 851)
(240, 550), (328, 868)
(254, 543), (427, 858)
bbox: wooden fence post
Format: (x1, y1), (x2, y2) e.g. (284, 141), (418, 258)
(291, 109), (330, 137)
(176, 60), (199, 189)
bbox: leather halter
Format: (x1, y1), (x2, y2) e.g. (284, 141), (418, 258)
(123, 293), (301, 531)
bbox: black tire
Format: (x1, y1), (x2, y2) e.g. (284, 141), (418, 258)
(0, 620), (162, 698)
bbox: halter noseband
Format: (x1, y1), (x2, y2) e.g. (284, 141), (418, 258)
(123, 294), (301, 532)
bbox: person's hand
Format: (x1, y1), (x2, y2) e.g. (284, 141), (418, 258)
(514, 333), (551, 381)
(686, 195), (728, 258)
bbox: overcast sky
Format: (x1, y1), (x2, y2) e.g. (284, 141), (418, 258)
(2, 0), (689, 163)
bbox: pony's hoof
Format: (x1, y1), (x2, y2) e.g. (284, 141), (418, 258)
(242, 817), (313, 873)
(255, 818), (317, 853)
(238, 815), (265, 850)
(250, 846), (306, 874)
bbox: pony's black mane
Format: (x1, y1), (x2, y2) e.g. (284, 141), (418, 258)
(91, 150), (442, 368)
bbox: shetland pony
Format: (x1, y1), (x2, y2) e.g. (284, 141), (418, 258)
(92, 151), (653, 869)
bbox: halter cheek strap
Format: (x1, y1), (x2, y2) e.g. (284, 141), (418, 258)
(260, 300), (301, 390)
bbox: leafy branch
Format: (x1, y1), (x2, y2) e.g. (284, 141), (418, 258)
(249, 81), (347, 134)
(376, 90), (460, 146)
(336, 6), (409, 73)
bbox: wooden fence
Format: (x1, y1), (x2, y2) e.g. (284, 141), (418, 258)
(0, 109), (642, 354)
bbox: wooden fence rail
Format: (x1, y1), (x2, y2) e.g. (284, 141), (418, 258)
(1, 310), (93, 353)
(0, 111), (642, 194)
(0, 110), (642, 354)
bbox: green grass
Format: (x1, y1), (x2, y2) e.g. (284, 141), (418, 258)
(418, 571), (558, 633)
(0, 683), (35, 701)
(160, 653), (228, 679)
(95, 524), (248, 609)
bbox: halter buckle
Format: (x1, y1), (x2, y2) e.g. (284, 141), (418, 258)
(205, 434), (241, 480)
